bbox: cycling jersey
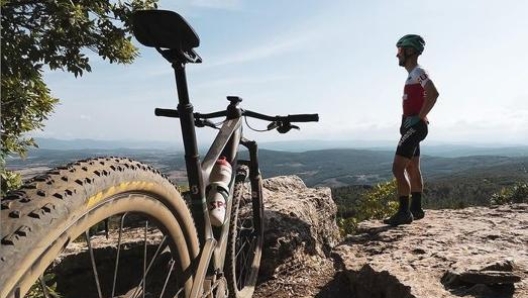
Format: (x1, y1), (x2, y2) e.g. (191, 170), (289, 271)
(402, 65), (430, 116)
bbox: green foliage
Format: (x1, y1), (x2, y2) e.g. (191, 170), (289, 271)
(1, 0), (158, 193)
(1, 158), (22, 196)
(335, 179), (398, 235)
(490, 182), (528, 205)
(337, 217), (358, 236)
(26, 273), (62, 298)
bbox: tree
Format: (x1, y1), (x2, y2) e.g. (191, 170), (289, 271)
(1, 0), (158, 194)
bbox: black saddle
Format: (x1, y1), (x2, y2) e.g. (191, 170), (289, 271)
(132, 10), (202, 63)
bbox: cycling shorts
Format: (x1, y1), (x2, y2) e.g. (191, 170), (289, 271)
(396, 117), (428, 159)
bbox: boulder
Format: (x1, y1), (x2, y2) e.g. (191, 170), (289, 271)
(259, 175), (341, 279)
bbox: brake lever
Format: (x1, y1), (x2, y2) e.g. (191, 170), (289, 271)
(195, 119), (218, 129)
(195, 118), (205, 127)
(276, 123), (300, 134)
(267, 121), (279, 131)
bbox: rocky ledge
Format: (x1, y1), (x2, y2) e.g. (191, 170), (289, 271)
(332, 204), (528, 298)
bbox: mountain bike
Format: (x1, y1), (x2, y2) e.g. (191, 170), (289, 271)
(0, 9), (319, 298)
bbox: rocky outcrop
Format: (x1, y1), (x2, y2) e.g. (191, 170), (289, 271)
(260, 175), (341, 279)
(332, 204), (528, 298)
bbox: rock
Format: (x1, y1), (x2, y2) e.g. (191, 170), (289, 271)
(259, 175), (341, 279)
(333, 204), (528, 298)
(442, 258), (522, 287)
(442, 270), (522, 286)
(482, 258), (517, 272)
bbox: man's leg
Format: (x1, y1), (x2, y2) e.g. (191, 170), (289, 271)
(384, 154), (414, 226)
(394, 154), (412, 197)
(406, 155), (425, 219)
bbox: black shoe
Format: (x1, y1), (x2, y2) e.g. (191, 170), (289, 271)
(411, 208), (425, 220)
(383, 210), (413, 226)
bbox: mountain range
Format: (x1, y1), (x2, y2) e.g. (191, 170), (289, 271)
(30, 137), (528, 157)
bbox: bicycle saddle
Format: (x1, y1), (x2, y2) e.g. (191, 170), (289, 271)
(132, 10), (201, 63)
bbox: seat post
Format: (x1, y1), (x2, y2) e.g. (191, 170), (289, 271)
(172, 61), (208, 245)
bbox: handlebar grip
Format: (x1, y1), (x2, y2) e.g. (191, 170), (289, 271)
(287, 114), (319, 122)
(155, 108), (179, 118)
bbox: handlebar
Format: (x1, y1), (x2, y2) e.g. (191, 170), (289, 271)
(155, 107), (318, 133)
(155, 108), (179, 117)
(155, 108), (318, 123)
(242, 110), (318, 123)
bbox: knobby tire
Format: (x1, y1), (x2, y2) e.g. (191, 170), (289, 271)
(0, 157), (199, 298)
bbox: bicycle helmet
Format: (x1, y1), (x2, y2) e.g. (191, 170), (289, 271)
(396, 34), (425, 54)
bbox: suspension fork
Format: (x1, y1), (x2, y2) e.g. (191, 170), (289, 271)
(240, 138), (264, 234)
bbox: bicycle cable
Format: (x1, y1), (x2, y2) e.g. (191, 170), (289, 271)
(244, 116), (271, 132)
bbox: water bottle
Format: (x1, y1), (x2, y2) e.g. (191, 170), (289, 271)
(207, 156), (232, 227)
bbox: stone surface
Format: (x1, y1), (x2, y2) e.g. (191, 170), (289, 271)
(442, 270), (521, 286)
(333, 204), (528, 298)
(259, 175), (341, 279)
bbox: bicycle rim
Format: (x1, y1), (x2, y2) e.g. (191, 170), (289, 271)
(225, 165), (264, 298)
(0, 157), (199, 298)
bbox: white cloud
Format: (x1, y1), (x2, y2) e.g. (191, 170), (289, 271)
(190, 0), (242, 10)
(206, 35), (313, 68)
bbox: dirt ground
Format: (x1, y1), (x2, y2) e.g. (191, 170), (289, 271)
(253, 259), (352, 298)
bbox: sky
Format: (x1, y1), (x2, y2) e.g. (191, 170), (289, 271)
(35, 0), (528, 147)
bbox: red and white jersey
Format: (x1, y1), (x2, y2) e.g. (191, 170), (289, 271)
(402, 65), (430, 116)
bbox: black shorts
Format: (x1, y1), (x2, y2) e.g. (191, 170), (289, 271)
(396, 117), (428, 159)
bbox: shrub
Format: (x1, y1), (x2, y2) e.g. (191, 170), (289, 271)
(337, 179), (398, 235)
(490, 182), (528, 205)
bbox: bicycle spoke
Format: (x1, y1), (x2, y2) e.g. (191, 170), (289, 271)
(112, 213), (127, 298)
(129, 222), (171, 298)
(129, 221), (150, 298)
(234, 241), (249, 259)
(143, 221), (148, 298)
(85, 230), (104, 298)
(159, 259), (177, 298)
(238, 240), (253, 284)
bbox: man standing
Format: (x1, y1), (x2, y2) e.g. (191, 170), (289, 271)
(384, 34), (439, 226)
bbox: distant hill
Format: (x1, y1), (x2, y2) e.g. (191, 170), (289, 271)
(248, 149), (528, 187)
(10, 146), (528, 185)
(32, 137), (180, 151)
(30, 138), (528, 157)
(259, 140), (528, 157)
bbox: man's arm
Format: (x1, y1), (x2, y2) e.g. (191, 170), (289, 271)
(419, 80), (439, 120)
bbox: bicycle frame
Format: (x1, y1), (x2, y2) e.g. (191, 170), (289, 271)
(171, 61), (260, 297)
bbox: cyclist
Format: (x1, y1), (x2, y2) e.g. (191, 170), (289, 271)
(384, 34), (439, 226)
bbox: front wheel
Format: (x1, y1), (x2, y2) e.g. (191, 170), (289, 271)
(225, 164), (264, 298)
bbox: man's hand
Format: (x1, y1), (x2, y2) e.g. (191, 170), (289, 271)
(404, 116), (421, 128)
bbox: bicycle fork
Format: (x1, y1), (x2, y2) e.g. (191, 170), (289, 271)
(239, 138), (264, 237)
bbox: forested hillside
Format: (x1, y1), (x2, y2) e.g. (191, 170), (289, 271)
(8, 148), (528, 211)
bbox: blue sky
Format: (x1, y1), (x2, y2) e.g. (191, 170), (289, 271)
(36, 0), (528, 147)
